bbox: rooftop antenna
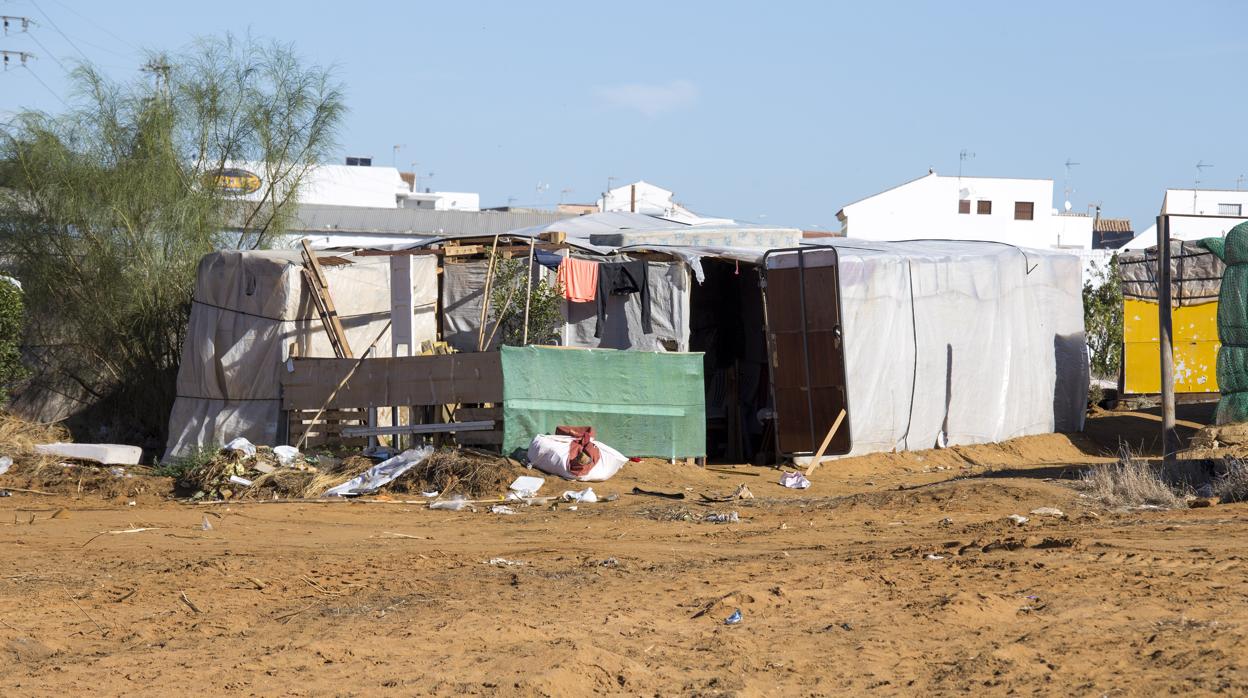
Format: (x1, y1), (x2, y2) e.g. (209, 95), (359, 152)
(604, 176), (617, 211)
(559, 187), (573, 204)
(1195, 160), (1214, 212)
(391, 144), (406, 168)
(958, 148), (975, 179)
(1238, 174), (1245, 191)
(1063, 158), (1080, 212)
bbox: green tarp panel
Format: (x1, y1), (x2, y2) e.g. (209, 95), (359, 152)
(501, 345), (706, 458)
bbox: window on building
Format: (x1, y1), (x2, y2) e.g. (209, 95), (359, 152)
(1219, 203), (1242, 216)
(1014, 201), (1034, 220)
(977, 200), (992, 215)
(958, 200), (971, 214)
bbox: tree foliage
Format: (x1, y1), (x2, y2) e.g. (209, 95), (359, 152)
(0, 279), (28, 402)
(0, 35), (344, 445)
(488, 254), (564, 348)
(1084, 255), (1123, 380)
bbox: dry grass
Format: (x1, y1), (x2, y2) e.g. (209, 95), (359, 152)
(0, 411), (70, 473)
(390, 448), (522, 497)
(1213, 458), (1248, 503)
(1080, 447), (1194, 508)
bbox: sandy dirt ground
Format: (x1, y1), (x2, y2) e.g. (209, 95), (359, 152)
(2, 406), (1247, 696)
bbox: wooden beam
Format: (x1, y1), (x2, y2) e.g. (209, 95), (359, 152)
(300, 239), (354, 358)
(340, 420), (495, 437)
(803, 408), (846, 479)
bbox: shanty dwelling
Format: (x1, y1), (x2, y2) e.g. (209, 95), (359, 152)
(165, 212), (1089, 466)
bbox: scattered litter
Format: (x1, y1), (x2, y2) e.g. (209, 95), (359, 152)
(732, 483), (755, 500)
(704, 511), (740, 524)
(1006, 514), (1029, 526)
(0, 490), (10, 497)
(429, 494), (474, 511)
(485, 557), (525, 566)
(0, 456), (11, 475)
(490, 504), (518, 515)
(631, 486), (685, 500)
(1029, 507), (1065, 518)
(34, 442), (142, 465)
(322, 446), (434, 497)
(272, 445), (300, 466)
(201, 516), (214, 531)
(925, 553), (945, 560)
(724, 609), (743, 625)
(568, 505), (578, 511)
(253, 462), (276, 475)
(780, 472), (810, 489)
(561, 488), (598, 503)
(228, 475), (253, 487)
(224, 437), (257, 458)
(527, 434), (628, 481)
(108, 466), (127, 478)
(421, 490), (440, 498)
(938, 517), (954, 526)
(509, 475), (545, 497)
(82, 526), (162, 547)
(600, 557), (620, 568)
(127, 500), (136, 506)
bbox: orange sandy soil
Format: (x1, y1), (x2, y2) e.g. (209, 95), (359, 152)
(3, 405), (1247, 696)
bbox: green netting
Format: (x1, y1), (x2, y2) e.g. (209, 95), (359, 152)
(1200, 222), (1248, 424)
(501, 345), (706, 458)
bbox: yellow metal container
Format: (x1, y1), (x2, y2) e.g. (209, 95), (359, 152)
(1122, 298), (1219, 394)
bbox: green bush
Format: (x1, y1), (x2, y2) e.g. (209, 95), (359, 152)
(0, 278), (27, 402)
(1084, 255), (1123, 380)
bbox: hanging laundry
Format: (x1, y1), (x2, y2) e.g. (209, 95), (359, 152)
(534, 249), (563, 270)
(557, 257), (599, 303)
(595, 260), (652, 338)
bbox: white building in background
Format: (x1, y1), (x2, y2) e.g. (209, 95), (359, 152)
(597, 180), (733, 225)
(223, 160), (480, 211)
(836, 171), (1095, 249)
(1121, 188), (1248, 250)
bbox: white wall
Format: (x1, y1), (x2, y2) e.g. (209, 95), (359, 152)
(839, 173), (1085, 249)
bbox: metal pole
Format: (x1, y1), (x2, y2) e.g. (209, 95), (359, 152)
(796, 250), (817, 451)
(1157, 214), (1177, 461)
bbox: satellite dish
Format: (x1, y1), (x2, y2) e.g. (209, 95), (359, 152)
(1064, 200), (1072, 212)
(959, 188), (970, 199)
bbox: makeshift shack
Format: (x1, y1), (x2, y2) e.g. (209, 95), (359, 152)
(166, 212), (1089, 465)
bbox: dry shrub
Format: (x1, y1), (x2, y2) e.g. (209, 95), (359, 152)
(1080, 447), (1191, 508)
(0, 411), (70, 473)
(1213, 458), (1248, 503)
(390, 448), (522, 498)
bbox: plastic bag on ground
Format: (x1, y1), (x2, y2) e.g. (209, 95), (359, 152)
(272, 445), (300, 466)
(780, 471), (810, 489)
(322, 446), (434, 497)
(225, 437), (256, 458)
(527, 435), (627, 481)
(561, 488), (598, 503)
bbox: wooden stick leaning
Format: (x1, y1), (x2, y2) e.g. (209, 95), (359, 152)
(293, 319), (393, 451)
(803, 408), (847, 479)
(522, 236), (535, 344)
(476, 235), (501, 351)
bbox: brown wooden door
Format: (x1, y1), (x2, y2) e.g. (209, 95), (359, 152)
(763, 248), (851, 456)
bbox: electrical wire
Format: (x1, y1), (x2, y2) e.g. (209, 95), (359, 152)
(23, 63), (67, 107)
(30, 0), (88, 63)
(49, 0), (139, 51)
(25, 29), (68, 74)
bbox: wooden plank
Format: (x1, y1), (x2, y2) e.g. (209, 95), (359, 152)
(803, 409), (846, 478)
(300, 240), (355, 359)
(443, 244), (485, 256)
(281, 353), (504, 410)
(340, 420), (495, 437)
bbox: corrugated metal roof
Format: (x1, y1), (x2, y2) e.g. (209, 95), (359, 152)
(287, 204), (575, 236)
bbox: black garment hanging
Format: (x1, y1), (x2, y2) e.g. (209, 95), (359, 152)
(594, 260), (652, 338)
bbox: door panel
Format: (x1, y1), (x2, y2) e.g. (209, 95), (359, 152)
(763, 249), (851, 456)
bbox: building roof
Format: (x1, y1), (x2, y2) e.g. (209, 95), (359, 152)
(288, 203), (574, 237)
(1093, 218), (1132, 233)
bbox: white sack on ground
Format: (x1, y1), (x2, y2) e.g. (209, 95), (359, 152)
(527, 434), (628, 481)
(766, 240), (1088, 457)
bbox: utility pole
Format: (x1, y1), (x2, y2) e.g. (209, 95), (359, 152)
(0, 49), (33, 69)
(1, 14), (34, 70)
(1, 15), (32, 34)
(141, 57), (172, 100)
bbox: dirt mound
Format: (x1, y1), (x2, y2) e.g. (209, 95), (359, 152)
(1182, 423), (1248, 460)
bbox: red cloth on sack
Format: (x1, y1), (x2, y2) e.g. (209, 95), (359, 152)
(556, 425), (600, 477)
(557, 257), (599, 303)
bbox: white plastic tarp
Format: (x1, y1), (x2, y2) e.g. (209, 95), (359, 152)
(164, 249), (437, 458)
(767, 240), (1088, 457)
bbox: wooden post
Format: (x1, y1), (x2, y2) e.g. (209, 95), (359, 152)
(1157, 214), (1178, 461)
(522, 237), (535, 345)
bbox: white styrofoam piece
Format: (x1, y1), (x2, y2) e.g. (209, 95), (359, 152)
(34, 442), (143, 465)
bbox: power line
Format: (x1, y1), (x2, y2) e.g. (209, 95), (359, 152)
(30, 0), (87, 63)
(25, 29), (66, 73)
(24, 63), (68, 107)
(49, 0), (137, 51)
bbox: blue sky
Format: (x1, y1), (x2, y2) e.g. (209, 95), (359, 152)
(1, 0), (1245, 231)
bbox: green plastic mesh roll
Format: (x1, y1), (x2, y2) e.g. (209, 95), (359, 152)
(501, 345), (706, 458)
(1199, 222), (1248, 424)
